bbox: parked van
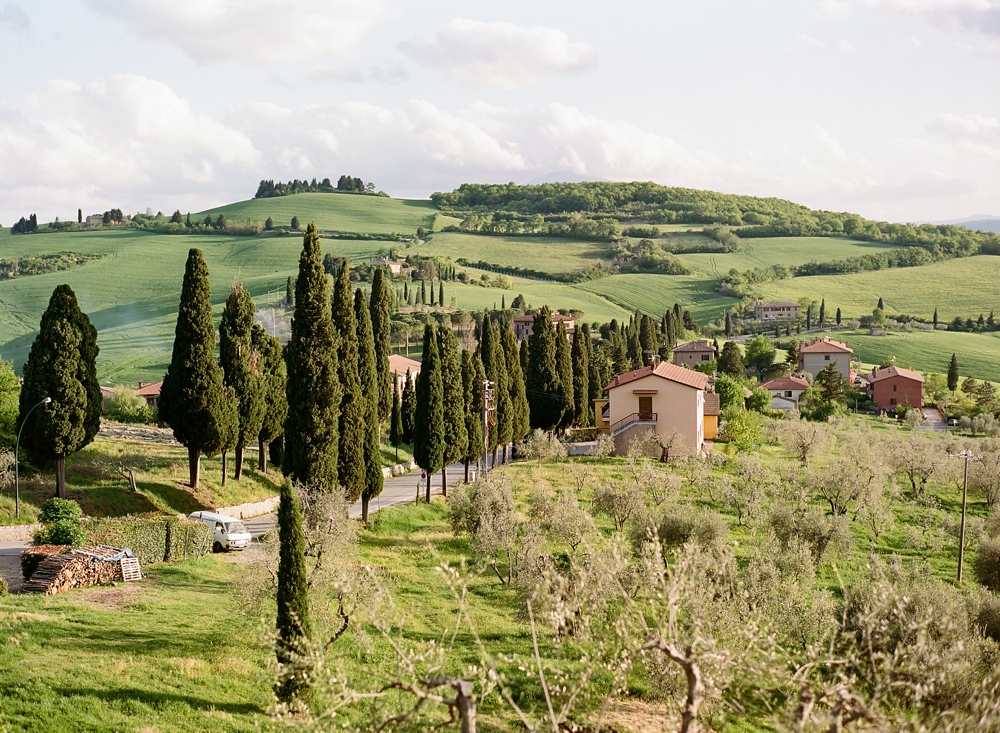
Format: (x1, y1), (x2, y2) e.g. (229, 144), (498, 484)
(188, 511), (252, 552)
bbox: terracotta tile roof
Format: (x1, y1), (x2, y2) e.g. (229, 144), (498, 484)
(604, 361), (709, 391)
(760, 377), (811, 391)
(671, 340), (716, 353)
(388, 354), (421, 374)
(135, 381), (163, 397)
(755, 300), (800, 307)
(799, 337), (853, 354)
(869, 366), (924, 384)
(513, 312), (575, 323)
(703, 392), (720, 416)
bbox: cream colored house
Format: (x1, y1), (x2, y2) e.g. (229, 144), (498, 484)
(759, 376), (810, 411)
(388, 354), (421, 392)
(604, 362), (708, 456)
(671, 339), (716, 367)
(798, 337), (853, 381)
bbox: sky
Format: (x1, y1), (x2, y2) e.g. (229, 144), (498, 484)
(1, 0), (998, 224)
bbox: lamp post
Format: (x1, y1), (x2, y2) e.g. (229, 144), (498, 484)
(15, 396), (51, 519)
(949, 449), (980, 583)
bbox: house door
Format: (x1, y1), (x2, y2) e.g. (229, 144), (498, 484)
(638, 396), (653, 419)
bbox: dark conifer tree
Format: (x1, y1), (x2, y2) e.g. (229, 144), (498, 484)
(718, 341), (744, 378)
(390, 375), (402, 461)
(877, 297), (884, 311)
(725, 311), (733, 337)
(583, 324), (600, 414)
(437, 324), (467, 494)
(626, 320), (643, 370)
(480, 315), (510, 465)
(555, 321), (575, 431)
(217, 385), (238, 486)
(819, 298), (826, 326)
(572, 328), (591, 427)
(159, 250), (229, 489)
(609, 320), (629, 374)
(439, 281), (444, 307)
(370, 267), (393, 421)
(806, 305), (813, 330)
(219, 283), (265, 481)
(933, 307), (938, 328)
(401, 370), (415, 444)
(639, 314), (658, 366)
(286, 276), (294, 307)
(356, 288), (383, 522)
(275, 478), (310, 703)
(501, 319), (530, 446)
(413, 324), (444, 502)
(836, 307), (842, 325)
(673, 303), (682, 324)
(526, 308), (563, 431)
(252, 324), (286, 473)
(283, 224), (340, 489)
(519, 338), (528, 374)
(18, 284), (101, 497)
(948, 353), (960, 392)
(421, 280), (427, 305)
(332, 262), (365, 502)
(461, 350), (485, 482)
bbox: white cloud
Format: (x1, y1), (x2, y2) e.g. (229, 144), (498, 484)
(799, 34), (829, 46)
(0, 75), (257, 220)
(862, 0), (1000, 40)
(0, 2), (29, 31)
(399, 18), (595, 88)
(816, 0), (854, 17)
(309, 64), (409, 85)
(86, 0), (390, 64)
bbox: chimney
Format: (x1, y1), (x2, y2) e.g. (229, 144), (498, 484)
(138, 381), (143, 388)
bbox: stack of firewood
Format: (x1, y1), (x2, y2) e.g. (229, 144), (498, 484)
(21, 545), (139, 595)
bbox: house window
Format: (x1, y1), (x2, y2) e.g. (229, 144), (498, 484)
(785, 391), (792, 397)
(892, 385), (897, 392)
(701, 354), (709, 361)
(890, 398), (896, 406)
(824, 355), (830, 361)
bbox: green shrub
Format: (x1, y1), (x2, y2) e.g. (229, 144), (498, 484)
(20, 545), (67, 579)
(653, 506), (727, 550)
(975, 537), (1000, 593)
(103, 387), (155, 424)
(977, 592), (1000, 643)
(85, 515), (213, 565)
(0, 575), (7, 594)
(38, 497), (82, 524)
(35, 520), (86, 547)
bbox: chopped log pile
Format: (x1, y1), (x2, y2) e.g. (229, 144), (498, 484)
(21, 545), (142, 595)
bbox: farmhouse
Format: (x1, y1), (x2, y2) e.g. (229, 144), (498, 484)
(388, 354), (421, 392)
(754, 300), (801, 321)
(868, 366), (924, 410)
(135, 380), (162, 408)
(83, 214), (104, 228)
(798, 337), (853, 381)
(513, 312), (575, 341)
(759, 376), (811, 411)
(672, 339), (716, 367)
(372, 257), (404, 275)
(603, 361), (709, 457)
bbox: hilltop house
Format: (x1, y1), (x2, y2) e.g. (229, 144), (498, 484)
(135, 380), (163, 409)
(513, 312), (575, 341)
(759, 376), (811, 411)
(601, 361), (709, 456)
(754, 300), (801, 322)
(798, 337), (853, 381)
(388, 354), (421, 392)
(868, 366), (924, 410)
(672, 340), (716, 367)
(372, 257), (404, 275)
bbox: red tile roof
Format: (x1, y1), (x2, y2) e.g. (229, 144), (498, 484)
(703, 392), (720, 416)
(869, 366), (924, 384)
(512, 312), (575, 323)
(760, 377), (811, 391)
(388, 354), (421, 374)
(799, 337), (853, 354)
(604, 361), (709, 391)
(135, 381), (162, 397)
(671, 340), (716, 353)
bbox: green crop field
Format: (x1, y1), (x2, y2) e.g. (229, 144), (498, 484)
(419, 231), (608, 276)
(197, 192), (437, 234)
(576, 273), (738, 323)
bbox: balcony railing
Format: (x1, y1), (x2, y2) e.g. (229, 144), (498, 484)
(609, 411), (657, 437)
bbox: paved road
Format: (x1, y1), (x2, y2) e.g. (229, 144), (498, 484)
(0, 541), (28, 592)
(244, 461), (476, 537)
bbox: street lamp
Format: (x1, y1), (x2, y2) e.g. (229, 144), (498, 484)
(949, 449), (980, 583)
(15, 396), (51, 519)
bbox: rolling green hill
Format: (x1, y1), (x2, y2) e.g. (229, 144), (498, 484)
(197, 192), (440, 234)
(677, 237), (899, 278)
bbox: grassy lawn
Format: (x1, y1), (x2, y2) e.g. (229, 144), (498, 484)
(0, 437), (283, 526)
(197, 192), (438, 234)
(575, 273), (738, 323)
(678, 236), (897, 278)
(420, 231), (609, 276)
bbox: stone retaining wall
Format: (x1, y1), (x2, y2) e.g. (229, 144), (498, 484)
(0, 524), (41, 543)
(382, 460), (417, 478)
(214, 496), (280, 520)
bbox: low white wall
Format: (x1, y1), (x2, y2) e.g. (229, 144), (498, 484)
(214, 496), (280, 520)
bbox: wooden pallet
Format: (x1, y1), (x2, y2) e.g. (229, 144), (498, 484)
(120, 557), (142, 582)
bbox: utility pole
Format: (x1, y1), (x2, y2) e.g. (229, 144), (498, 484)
(482, 379), (495, 478)
(949, 449), (980, 583)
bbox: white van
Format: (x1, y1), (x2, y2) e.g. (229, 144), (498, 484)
(188, 511), (252, 552)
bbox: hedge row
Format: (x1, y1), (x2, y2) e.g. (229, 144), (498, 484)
(84, 514), (213, 565)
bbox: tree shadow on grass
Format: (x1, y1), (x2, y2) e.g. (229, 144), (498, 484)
(133, 480), (212, 515)
(48, 686), (263, 716)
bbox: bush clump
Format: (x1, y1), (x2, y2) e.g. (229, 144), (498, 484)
(102, 387), (155, 424)
(85, 514), (213, 565)
(634, 506), (728, 551)
(33, 498), (85, 547)
(38, 498), (82, 524)
(975, 537), (1000, 593)
(977, 592), (1000, 643)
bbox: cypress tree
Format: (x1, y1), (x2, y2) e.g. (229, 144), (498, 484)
(286, 276), (293, 307)
(819, 299), (826, 326)
(437, 324), (467, 494)
(461, 350), (485, 482)
(252, 324), (286, 473)
(584, 323), (601, 412)
(413, 324), (444, 502)
(933, 308), (938, 328)
(526, 307), (564, 431)
(725, 311), (732, 337)
(718, 341), (744, 377)
(481, 316), (510, 464)
(639, 314), (658, 366)
(283, 224), (340, 489)
(219, 283), (265, 481)
(390, 375), (402, 460)
(275, 478), (311, 703)
(806, 305), (812, 330)
(217, 386), (238, 486)
(403, 281), (409, 303)
(332, 260), (365, 501)
(401, 370), (415, 444)
(420, 280), (427, 305)
(159, 250), (228, 489)
(836, 307), (842, 325)
(555, 321), (575, 431)
(948, 353), (959, 392)
(370, 267), (393, 421)
(877, 297), (884, 311)
(356, 289), (384, 521)
(571, 328), (590, 427)
(519, 338), (528, 374)
(673, 303), (682, 324)
(439, 282), (444, 307)
(18, 284), (101, 498)
(501, 319), (530, 446)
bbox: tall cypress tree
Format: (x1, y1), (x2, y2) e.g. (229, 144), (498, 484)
(948, 353), (959, 392)
(18, 284), (100, 498)
(439, 281), (445, 308)
(639, 313), (658, 366)
(285, 276), (294, 307)
(819, 298), (826, 326)
(283, 224), (340, 489)
(526, 307), (563, 431)
(370, 267), (393, 421)
(725, 311), (732, 337)
(390, 375), (402, 460)
(413, 324), (444, 502)
(877, 297), (884, 311)
(219, 283), (265, 480)
(401, 370), (415, 444)
(571, 328), (590, 427)
(159, 250), (228, 489)
(437, 324), (467, 494)
(933, 307), (938, 328)
(275, 478), (311, 703)
(609, 320), (629, 374)
(583, 324), (600, 416)
(501, 319), (530, 446)
(217, 385), (239, 486)
(519, 338), (528, 374)
(252, 324), (286, 473)
(355, 288), (383, 522)
(480, 315), (507, 464)
(332, 261), (364, 502)
(461, 350), (485, 482)
(555, 321), (575, 431)
(836, 307), (842, 325)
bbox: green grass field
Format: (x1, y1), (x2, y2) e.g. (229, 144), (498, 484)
(197, 192), (437, 234)
(576, 273), (738, 323)
(420, 231), (608, 276)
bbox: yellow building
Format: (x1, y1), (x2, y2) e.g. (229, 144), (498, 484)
(703, 392), (719, 440)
